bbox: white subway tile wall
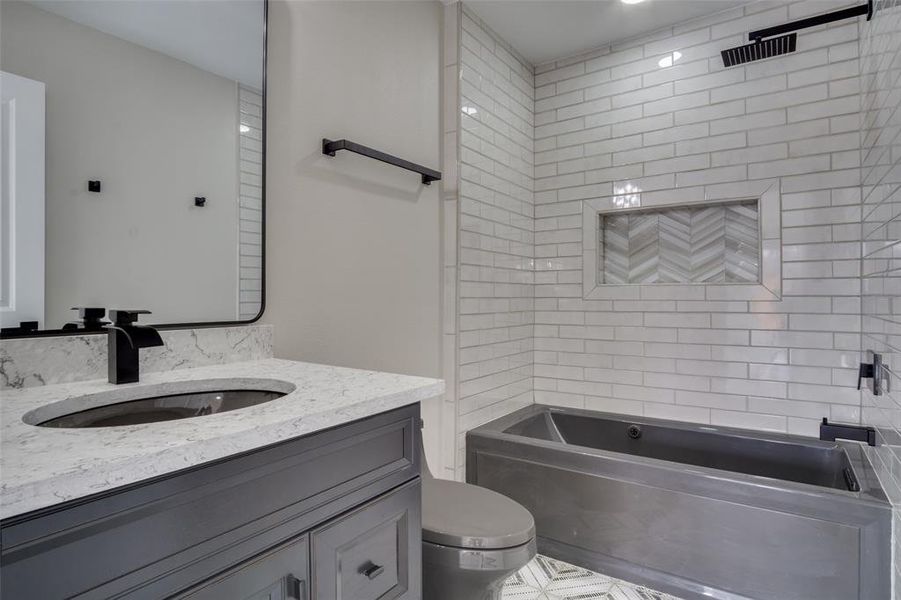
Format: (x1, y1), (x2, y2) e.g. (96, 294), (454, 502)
(531, 1), (862, 437)
(860, 0), (901, 593)
(239, 86), (264, 320)
(455, 7), (535, 479)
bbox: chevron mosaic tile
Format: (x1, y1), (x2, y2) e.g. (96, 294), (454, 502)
(599, 200), (759, 285)
(503, 554), (681, 600)
(601, 214), (630, 284)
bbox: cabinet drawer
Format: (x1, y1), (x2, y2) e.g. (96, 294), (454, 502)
(312, 481), (421, 600)
(177, 535), (309, 600)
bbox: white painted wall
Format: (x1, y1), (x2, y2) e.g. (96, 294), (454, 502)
(0, 1), (240, 327)
(264, 0), (443, 465)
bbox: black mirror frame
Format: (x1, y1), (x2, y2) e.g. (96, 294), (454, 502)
(2, 0), (268, 339)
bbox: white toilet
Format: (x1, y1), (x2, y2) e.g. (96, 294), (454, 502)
(420, 445), (536, 600)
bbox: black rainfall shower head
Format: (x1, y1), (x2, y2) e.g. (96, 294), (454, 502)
(721, 32), (797, 67)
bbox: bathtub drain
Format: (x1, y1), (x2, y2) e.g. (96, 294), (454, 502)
(627, 425), (642, 439)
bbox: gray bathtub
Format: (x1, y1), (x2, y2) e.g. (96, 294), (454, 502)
(466, 405), (891, 600)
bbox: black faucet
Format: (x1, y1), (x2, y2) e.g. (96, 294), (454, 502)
(819, 418), (876, 446)
(107, 310), (164, 384)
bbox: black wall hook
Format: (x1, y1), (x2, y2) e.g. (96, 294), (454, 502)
(88, 180), (101, 193)
(194, 197), (206, 207)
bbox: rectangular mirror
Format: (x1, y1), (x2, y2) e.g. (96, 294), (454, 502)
(0, 0), (266, 336)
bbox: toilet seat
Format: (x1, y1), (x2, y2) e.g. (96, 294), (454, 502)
(422, 478), (535, 550)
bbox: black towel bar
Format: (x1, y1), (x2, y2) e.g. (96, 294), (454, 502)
(322, 138), (442, 185)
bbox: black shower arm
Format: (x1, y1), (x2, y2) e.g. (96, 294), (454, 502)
(748, 0), (871, 41)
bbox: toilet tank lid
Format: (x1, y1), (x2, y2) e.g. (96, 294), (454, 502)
(422, 478), (535, 549)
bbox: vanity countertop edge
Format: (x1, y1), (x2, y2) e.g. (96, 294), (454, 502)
(0, 358), (444, 520)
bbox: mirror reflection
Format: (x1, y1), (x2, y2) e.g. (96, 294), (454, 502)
(0, 0), (265, 334)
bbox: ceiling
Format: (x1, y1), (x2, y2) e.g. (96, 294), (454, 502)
(465, 0), (750, 65)
(28, 0), (264, 89)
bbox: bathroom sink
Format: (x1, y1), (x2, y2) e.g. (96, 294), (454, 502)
(25, 379), (296, 428)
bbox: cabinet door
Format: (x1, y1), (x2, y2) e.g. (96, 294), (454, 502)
(311, 481), (421, 600)
(176, 534), (309, 600)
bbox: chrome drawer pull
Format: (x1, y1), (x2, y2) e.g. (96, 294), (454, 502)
(361, 562), (385, 580)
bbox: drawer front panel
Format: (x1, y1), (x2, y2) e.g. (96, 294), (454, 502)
(312, 481), (421, 600)
(178, 534), (309, 600)
(1, 405), (420, 599)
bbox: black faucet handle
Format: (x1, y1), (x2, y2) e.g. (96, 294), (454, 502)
(69, 307), (110, 331)
(71, 307), (106, 320)
(109, 309), (152, 326)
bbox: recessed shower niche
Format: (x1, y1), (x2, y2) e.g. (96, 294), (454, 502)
(598, 200), (760, 285)
(582, 183), (782, 301)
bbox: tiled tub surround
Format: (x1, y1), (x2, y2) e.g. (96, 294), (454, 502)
(0, 324), (273, 389)
(444, 0), (871, 480)
(452, 8), (536, 478)
(0, 357), (444, 519)
(529, 1), (864, 437)
(859, 0), (901, 592)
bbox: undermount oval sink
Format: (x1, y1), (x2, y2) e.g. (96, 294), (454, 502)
(24, 378), (296, 428)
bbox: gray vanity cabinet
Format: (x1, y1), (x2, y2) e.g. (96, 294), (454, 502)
(0, 405), (422, 600)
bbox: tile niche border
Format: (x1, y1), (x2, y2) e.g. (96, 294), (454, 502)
(582, 180), (782, 301)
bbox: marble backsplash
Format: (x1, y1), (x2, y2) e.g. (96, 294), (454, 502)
(0, 325), (273, 390)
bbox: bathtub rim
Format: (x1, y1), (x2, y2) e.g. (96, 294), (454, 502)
(467, 404), (890, 507)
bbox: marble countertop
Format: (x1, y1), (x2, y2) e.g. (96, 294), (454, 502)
(1, 358), (444, 520)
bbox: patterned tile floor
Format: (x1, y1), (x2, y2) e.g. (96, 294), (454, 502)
(503, 554), (682, 600)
